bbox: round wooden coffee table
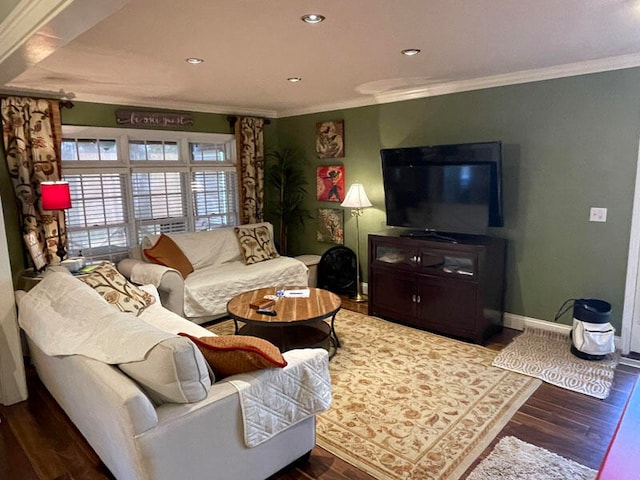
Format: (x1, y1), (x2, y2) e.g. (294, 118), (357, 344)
(226, 287), (341, 357)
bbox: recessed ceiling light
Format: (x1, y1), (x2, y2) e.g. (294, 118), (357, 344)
(401, 49), (421, 56)
(287, 77), (302, 83)
(185, 57), (204, 64)
(301, 14), (325, 24)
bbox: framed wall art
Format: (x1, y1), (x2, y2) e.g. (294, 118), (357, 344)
(316, 120), (345, 158)
(317, 208), (344, 244)
(316, 165), (345, 202)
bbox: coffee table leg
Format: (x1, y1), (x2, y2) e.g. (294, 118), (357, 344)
(330, 313), (341, 348)
(278, 327), (287, 352)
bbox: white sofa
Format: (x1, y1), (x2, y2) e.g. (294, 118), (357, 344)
(17, 271), (331, 480)
(118, 222), (309, 324)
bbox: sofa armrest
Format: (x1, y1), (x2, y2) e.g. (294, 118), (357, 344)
(136, 349), (327, 480)
(29, 340), (159, 480)
(118, 258), (186, 317)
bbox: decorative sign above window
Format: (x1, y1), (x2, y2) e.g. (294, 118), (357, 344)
(116, 110), (194, 129)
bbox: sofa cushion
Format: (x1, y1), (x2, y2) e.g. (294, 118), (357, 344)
(178, 333), (287, 379)
(81, 262), (155, 316)
(143, 234), (194, 278)
(234, 224), (280, 265)
(119, 336), (211, 404)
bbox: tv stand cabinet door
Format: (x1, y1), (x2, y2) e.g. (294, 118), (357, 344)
(369, 268), (419, 327)
(369, 237), (419, 272)
(416, 275), (480, 340)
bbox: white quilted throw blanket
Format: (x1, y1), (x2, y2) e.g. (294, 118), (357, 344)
(130, 261), (177, 287)
(18, 272), (173, 364)
(229, 348), (332, 448)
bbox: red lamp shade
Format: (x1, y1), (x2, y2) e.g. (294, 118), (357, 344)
(41, 181), (72, 210)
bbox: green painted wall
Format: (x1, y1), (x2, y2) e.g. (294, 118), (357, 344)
(62, 101), (280, 145)
(62, 102), (234, 133)
(276, 68), (640, 330)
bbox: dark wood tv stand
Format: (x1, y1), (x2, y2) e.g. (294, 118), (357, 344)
(368, 232), (507, 344)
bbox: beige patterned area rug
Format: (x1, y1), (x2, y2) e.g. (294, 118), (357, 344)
(314, 310), (540, 480)
(492, 328), (619, 399)
(467, 436), (597, 480)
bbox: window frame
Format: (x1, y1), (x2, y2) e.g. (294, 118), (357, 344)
(61, 126), (238, 262)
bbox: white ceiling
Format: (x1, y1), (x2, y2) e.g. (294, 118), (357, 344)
(2, 0), (640, 118)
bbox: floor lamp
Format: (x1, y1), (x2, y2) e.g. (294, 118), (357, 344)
(341, 183), (372, 302)
(41, 181), (72, 264)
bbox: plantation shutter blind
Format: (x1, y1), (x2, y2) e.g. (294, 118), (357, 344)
(63, 172), (130, 261)
(132, 171), (189, 237)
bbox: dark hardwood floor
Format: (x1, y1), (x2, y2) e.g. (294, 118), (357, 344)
(1, 296), (637, 480)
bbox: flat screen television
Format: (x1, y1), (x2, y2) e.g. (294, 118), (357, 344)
(380, 141), (503, 236)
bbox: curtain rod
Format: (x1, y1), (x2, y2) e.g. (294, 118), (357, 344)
(0, 92), (75, 109)
(0, 88), (76, 107)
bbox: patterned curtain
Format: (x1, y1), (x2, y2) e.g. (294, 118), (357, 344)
(235, 116), (265, 224)
(1, 97), (64, 265)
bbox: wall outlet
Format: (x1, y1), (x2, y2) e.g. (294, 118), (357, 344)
(589, 207), (607, 222)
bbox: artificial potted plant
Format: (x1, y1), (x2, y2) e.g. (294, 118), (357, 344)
(265, 147), (312, 255)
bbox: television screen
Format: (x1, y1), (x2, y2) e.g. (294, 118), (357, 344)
(380, 142), (503, 235)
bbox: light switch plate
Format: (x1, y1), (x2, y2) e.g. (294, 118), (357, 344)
(589, 207), (607, 222)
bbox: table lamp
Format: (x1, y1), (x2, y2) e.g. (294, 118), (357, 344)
(41, 181), (72, 264)
(341, 183), (372, 302)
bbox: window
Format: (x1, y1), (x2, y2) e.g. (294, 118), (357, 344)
(61, 126), (237, 263)
(64, 173), (129, 259)
(192, 170), (238, 230)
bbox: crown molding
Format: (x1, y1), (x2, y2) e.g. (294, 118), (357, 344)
(276, 96), (377, 118)
(0, 0), (132, 86)
(0, 0), (73, 65)
(277, 53), (640, 118)
(69, 92), (278, 119)
(375, 53), (640, 105)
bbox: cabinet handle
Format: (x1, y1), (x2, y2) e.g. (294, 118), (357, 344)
(416, 295), (421, 303)
(412, 294), (416, 303)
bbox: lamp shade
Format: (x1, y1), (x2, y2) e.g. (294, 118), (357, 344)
(41, 181), (71, 210)
(341, 183), (372, 209)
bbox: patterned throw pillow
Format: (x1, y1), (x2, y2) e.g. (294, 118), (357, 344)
(178, 333), (287, 380)
(81, 262), (155, 316)
(234, 225), (280, 265)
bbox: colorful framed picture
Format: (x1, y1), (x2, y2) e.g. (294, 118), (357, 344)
(316, 120), (345, 158)
(317, 208), (344, 244)
(317, 165), (345, 202)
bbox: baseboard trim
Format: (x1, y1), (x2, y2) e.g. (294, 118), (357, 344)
(503, 312), (572, 334)
(361, 291), (636, 362)
(502, 312), (637, 366)
(620, 356), (640, 368)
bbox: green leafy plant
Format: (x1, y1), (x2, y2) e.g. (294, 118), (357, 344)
(265, 147), (313, 255)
